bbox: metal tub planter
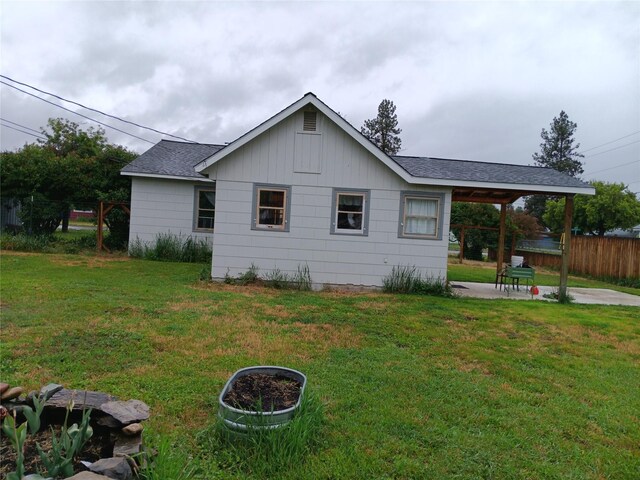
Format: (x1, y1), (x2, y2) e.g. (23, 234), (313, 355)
(218, 366), (307, 432)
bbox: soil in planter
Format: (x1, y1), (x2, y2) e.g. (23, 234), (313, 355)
(0, 424), (112, 478)
(223, 373), (301, 411)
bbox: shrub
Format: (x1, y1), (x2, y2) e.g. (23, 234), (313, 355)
(0, 233), (54, 252)
(382, 265), (454, 297)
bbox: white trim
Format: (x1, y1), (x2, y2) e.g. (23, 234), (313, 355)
(411, 177), (595, 195)
(121, 172), (214, 183)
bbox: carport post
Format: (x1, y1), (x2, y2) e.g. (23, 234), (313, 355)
(496, 203), (507, 273)
(559, 194), (574, 301)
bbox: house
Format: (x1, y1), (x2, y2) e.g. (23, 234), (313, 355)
(121, 93), (594, 287)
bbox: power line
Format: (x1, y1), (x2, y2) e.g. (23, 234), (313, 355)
(579, 130), (640, 154)
(583, 139), (640, 158)
(0, 117), (42, 135)
(1, 122), (46, 140)
(0, 74), (197, 144)
(584, 159), (639, 177)
(1, 80), (156, 145)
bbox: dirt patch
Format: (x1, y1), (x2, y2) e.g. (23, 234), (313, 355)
(223, 373), (301, 411)
(0, 424), (111, 478)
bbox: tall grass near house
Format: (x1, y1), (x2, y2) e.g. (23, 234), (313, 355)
(383, 265), (454, 297)
(129, 233), (211, 263)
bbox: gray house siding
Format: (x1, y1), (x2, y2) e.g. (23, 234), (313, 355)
(128, 177), (214, 246)
(203, 109), (451, 287)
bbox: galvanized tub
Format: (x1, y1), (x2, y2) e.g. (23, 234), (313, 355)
(218, 366), (307, 432)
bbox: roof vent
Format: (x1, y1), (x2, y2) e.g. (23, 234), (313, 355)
(303, 111), (317, 132)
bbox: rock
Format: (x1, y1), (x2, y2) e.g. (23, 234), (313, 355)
(113, 433), (143, 457)
(97, 414), (122, 429)
(45, 389), (117, 411)
(89, 457), (133, 480)
(0, 382), (9, 394)
(1, 386), (23, 400)
(40, 382), (64, 400)
(100, 400), (149, 425)
(66, 473), (112, 480)
(121, 422), (143, 436)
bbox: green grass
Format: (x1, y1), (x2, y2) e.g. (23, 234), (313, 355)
(448, 259), (640, 296)
(1, 251), (639, 479)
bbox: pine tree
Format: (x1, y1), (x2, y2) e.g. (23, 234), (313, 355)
(525, 111), (585, 222)
(532, 110), (584, 176)
(361, 99), (402, 155)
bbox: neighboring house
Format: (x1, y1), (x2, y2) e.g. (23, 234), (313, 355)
(0, 198), (21, 231)
(606, 224), (640, 238)
(121, 93), (593, 287)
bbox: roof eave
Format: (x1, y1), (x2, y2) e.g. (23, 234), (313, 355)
(405, 176), (596, 195)
(121, 171), (214, 183)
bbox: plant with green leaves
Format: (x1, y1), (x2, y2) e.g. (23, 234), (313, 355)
(37, 402), (93, 478)
(139, 436), (197, 480)
(23, 395), (46, 435)
(2, 414), (28, 480)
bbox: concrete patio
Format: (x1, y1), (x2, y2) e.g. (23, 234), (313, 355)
(451, 282), (640, 306)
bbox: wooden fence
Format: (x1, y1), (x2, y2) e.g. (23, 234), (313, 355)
(517, 236), (640, 279)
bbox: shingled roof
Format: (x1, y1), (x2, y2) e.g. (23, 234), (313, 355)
(391, 155), (591, 189)
(121, 140), (225, 179)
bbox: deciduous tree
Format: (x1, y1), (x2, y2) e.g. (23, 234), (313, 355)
(543, 181), (640, 236)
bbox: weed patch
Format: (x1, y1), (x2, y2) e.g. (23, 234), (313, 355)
(383, 265), (454, 297)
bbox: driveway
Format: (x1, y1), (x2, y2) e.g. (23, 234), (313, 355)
(452, 282), (640, 307)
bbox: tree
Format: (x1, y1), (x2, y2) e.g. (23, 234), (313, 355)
(450, 203), (499, 260)
(525, 111), (585, 223)
(543, 181), (640, 236)
(0, 119), (136, 242)
(361, 99), (402, 154)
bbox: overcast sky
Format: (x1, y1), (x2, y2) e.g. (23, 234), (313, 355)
(1, 1), (638, 192)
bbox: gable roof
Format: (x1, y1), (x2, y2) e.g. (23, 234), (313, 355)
(121, 140), (224, 181)
(194, 92), (411, 182)
(121, 93), (594, 196)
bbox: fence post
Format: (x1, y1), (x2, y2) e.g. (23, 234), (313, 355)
(459, 227), (465, 264)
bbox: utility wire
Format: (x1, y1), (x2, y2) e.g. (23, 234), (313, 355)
(579, 130), (640, 154)
(1, 122), (46, 140)
(584, 159), (639, 177)
(1, 80), (157, 145)
(0, 117), (42, 135)
(0, 74), (197, 143)
(583, 139), (640, 158)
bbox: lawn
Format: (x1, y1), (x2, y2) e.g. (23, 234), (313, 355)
(1, 251), (639, 479)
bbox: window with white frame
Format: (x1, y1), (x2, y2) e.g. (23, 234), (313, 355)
(331, 189), (369, 236)
(194, 186), (215, 231)
(398, 192), (443, 239)
(252, 184), (291, 232)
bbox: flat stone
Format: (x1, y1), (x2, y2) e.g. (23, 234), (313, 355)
(40, 382), (64, 400)
(97, 414), (122, 429)
(66, 473), (112, 480)
(113, 433), (143, 457)
(89, 456), (133, 480)
(100, 400), (149, 424)
(121, 422), (143, 436)
(0, 383), (9, 394)
(45, 389), (117, 411)
(1, 386), (23, 401)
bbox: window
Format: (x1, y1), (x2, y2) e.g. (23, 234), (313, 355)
(331, 189), (370, 236)
(398, 192), (444, 239)
(252, 184), (291, 232)
(194, 186), (215, 231)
